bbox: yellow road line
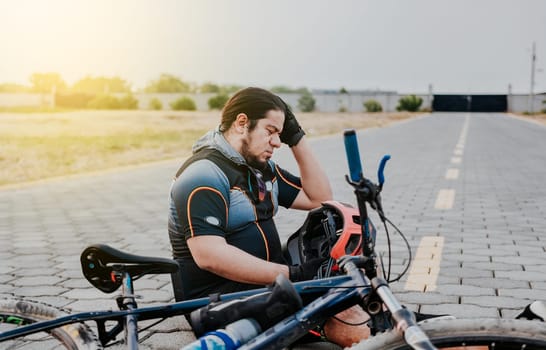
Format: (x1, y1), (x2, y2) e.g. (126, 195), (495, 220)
(404, 236), (445, 291)
(445, 168), (459, 180)
(435, 189), (455, 209)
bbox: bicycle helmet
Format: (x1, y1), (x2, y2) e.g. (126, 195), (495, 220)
(283, 201), (375, 269)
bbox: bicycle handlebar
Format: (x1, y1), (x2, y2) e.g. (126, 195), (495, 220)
(344, 129), (364, 182)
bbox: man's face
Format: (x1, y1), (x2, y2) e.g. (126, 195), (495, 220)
(241, 109), (284, 169)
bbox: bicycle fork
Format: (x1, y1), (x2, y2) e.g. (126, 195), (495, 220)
(372, 277), (437, 350)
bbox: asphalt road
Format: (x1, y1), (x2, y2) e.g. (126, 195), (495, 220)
(1, 112), (544, 348)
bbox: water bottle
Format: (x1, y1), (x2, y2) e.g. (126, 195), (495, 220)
(181, 318), (261, 350)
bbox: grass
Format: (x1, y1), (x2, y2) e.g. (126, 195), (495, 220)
(514, 112), (546, 125)
(0, 105), (78, 113)
(0, 110), (419, 186)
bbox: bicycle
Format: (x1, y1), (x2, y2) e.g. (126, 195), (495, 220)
(1, 129), (545, 350)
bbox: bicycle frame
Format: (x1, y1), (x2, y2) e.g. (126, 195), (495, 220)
(0, 275), (352, 346)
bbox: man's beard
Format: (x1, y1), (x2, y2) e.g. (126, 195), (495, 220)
(241, 138), (267, 170)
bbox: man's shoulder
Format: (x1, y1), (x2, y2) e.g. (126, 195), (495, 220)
(175, 158), (230, 191)
(180, 158), (228, 177)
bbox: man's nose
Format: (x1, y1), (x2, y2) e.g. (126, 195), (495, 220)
(271, 133), (281, 148)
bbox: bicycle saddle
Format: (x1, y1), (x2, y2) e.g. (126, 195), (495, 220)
(80, 244), (179, 293)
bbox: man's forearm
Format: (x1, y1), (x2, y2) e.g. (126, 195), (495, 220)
(291, 137), (333, 206)
(188, 235), (289, 285)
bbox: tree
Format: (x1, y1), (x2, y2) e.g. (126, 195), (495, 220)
(200, 82), (220, 93)
(220, 84), (244, 94)
(364, 99), (383, 112)
(271, 86), (311, 94)
(271, 85), (295, 93)
(149, 97), (163, 110)
(30, 72), (67, 93)
(298, 90), (316, 112)
(396, 95), (423, 112)
(170, 96), (196, 110)
(208, 94), (229, 110)
(71, 76), (131, 94)
(0, 83), (30, 93)
(144, 74), (191, 93)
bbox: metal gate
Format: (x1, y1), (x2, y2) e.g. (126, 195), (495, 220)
(433, 95), (507, 112)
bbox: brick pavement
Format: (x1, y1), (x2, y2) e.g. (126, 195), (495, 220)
(1, 112), (545, 348)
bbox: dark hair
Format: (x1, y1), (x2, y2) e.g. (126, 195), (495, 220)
(219, 87), (285, 132)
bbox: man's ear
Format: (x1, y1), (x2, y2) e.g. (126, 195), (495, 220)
(234, 113), (249, 133)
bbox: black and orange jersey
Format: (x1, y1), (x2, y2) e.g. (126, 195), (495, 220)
(168, 146), (301, 299)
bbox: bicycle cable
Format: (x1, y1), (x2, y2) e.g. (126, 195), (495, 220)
(384, 216), (412, 283)
(331, 315), (370, 327)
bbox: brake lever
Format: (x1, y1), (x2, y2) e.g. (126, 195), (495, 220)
(377, 155), (391, 190)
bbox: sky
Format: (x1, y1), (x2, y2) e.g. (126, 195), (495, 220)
(1, 0), (545, 94)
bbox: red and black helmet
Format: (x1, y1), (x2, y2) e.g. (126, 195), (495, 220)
(283, 201), (375, 267)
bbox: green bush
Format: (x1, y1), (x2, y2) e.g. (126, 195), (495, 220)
(88, 94), (121, 109)
(86, 94), (138, 110)
(170, 96), (196, 111)
(396, 95), (423, 112)
(208, 94), (229, 110)
(363, 99), (383, 112)
(149, 97), (163, 110)
(55, 93), (94, 108)
(298, 91), (316, 112)
(119, 94), (138, 109)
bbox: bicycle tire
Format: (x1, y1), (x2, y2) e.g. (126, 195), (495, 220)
(0, 299), (102, 350)
(349, 318), (546, 350)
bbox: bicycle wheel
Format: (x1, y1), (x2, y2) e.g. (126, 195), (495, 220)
(0, 299), (102, 350)
(350, 318), (546, 350)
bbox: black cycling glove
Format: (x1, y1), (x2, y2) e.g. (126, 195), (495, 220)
(288, 257), (326, 282)
(280, 101), (305, 147)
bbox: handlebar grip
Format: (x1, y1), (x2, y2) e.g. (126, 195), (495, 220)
(377, 155), (391, 185)
(344, 129), (363, 182)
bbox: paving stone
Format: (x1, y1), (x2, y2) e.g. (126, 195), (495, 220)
(420, 303), (499, 318)
(12, 267), (62, 277)
(462, 296), (532, 309)
(0, 274), (16, 283)
(65, 299), (118, 312)
(14, 286), (68, 297)
(531, 281), (546, 289)
(439, 267), (493, 278)
(434, 284), (495, 296)
(12, 275), (65, 286)
(494, 270), (546, 281)
(0, 284), (16, 294)
(497, 288), (546, 301)
(395, 291), (458, 305)
(25, 296), (74, 309)
(60, 278), (95, 289)
(140, 331), (196, 350)
(462, 277), (529, 289)
(61, 288), (109, 300)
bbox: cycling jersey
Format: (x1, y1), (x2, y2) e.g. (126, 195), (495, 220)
(168, 128), (302, 299)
